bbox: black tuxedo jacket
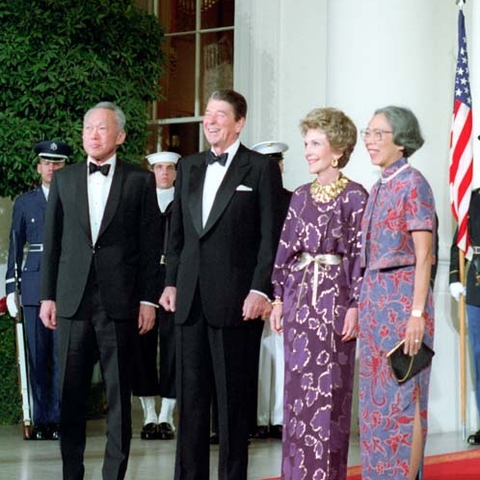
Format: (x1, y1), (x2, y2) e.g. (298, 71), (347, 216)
(40, 159), (162, 320)
(165, 144), (283, 327)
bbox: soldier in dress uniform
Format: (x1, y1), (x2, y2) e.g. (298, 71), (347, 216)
(251, 140), (291, 439)
(132, 151), (180, 440)
(5, 140), (73, 440)
(449, 188), (480, 446)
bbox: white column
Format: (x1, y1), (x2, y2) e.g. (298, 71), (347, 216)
(235, 0), (328, 191)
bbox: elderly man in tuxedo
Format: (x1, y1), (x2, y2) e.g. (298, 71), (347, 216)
(160, 89), (283, 480)
(39, 101), (161, 480)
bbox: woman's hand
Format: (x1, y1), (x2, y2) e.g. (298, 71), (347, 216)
(341, 307), (358, 342)
(270, 304), (283, 333)
(404, 314), (425, 356)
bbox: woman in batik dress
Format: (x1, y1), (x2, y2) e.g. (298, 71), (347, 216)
(358, 106), (436, 480)
(270, 107), (368, 480)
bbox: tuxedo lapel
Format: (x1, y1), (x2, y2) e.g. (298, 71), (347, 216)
(76, 163), (92, 242)
(187, 158), (207, 237)
(202, 150), (251, 236)
(98, 160), (124, 240)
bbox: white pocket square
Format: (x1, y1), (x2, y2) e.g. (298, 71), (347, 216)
(236, 185), (253, 191)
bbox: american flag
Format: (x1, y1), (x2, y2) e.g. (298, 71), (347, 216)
(450, 8), (473, 256)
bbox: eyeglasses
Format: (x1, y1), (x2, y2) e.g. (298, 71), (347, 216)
(360, 129), (393, 142)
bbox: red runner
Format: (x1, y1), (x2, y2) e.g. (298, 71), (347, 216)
(262, 449), (480, 480)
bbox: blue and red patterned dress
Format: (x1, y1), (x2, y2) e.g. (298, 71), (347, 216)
(272, 176), (368, 480)
(358, 158), (436, 479)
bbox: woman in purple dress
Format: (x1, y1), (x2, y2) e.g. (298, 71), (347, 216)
(358, 106), (436, 480)
(270, 107), (368, 480)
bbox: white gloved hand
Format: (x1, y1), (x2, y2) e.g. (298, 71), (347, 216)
(449, 282), (466, 302)
(6, 292), (19, 317)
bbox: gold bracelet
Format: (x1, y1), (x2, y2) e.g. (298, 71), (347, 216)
(271, 297), (283, 306)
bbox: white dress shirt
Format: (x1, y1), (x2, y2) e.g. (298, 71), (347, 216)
(87, 156), (116, 245)
(42, 185), (49, 200)
(202, 139), (240, 227)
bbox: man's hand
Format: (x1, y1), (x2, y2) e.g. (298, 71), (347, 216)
(6, 292), (19, 318)
(159, 286), (177, 313)
(242, 292), (269, 321)
(138, 304), (156, 335)
(449, 282), (466, 302)
(39, 300), (57, 330)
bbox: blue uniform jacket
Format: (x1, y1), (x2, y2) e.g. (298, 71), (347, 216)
(5, 187), (46, 306)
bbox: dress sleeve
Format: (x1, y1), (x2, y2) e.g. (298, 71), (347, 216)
(271, 189), (303, 299)
(344, 187), (368, 308)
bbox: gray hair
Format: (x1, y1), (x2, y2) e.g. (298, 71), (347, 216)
(84, 101), (126, 131)
(374, 106), (424, 158)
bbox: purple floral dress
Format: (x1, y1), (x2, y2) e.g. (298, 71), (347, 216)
(272, 177), (368, 480)
(358, 158), (436, 479)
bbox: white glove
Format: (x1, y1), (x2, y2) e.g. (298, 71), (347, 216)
(449, 282), (466, 302)
(6, 292), (19, 317)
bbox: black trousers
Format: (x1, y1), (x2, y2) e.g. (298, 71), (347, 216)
(57, 284), (136, 480)
(175, 292), (250, 480)
(131, 308), (176, 399)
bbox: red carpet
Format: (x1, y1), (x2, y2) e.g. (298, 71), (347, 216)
(262, 449), (480, 479)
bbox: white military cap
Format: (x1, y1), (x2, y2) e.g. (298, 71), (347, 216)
(251, 141), (289, 156)
(146, 151), (181, 166)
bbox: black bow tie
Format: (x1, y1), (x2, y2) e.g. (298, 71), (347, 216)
(206, 151), (228, 166)
(89, 162), (111, 176)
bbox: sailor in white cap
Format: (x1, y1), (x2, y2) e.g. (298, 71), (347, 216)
(5, 140), (72, 440)
(251, 140), (291, 440)
(132, 151), (180, 440)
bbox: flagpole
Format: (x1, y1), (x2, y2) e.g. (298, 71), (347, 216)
(459, 248), (467, 439)
(457, 0), (467, 439)
(452, 0), (472, 440)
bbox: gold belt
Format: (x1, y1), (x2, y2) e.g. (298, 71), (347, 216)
(294, 253), (342, 306)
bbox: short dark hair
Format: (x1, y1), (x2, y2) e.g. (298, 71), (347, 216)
(374, 106), (424, 158)
(208, 90), (247, 121)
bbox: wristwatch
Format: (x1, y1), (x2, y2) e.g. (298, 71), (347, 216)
(411, 309), (423, 318)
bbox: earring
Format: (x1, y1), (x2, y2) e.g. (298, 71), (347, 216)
(331, 157), (338, 168)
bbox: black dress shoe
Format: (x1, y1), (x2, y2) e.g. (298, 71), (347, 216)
(467, 429), (480, 445)
(140, 422), (158, 440)
(31, 424), (49, 440)
(210, 433), (219, 445)
(48, 423), (60, 440)
(252, 425), (270, 439)
(269, 425), (283, 439)
(157, 422), (174, 440)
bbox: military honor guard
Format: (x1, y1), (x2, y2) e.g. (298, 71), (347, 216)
(5, 140), (73, 440)
(132, 151), (180, 440)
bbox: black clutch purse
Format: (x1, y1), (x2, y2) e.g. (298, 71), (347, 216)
(386, 339), (435, 384)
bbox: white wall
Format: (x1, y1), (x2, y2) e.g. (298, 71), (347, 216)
(236, 0), (478, 435)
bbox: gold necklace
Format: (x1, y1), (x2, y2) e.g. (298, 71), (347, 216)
(310, 173), (348, 203)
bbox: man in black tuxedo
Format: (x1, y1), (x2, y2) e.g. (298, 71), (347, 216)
(160, 90), (283, 480)
(39, 101), (161, 480)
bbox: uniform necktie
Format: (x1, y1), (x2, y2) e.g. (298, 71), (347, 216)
(206, 151), (228, 166)
(89, 162), (111, 176)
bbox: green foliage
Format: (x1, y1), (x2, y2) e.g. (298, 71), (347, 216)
(0, 0), (165, 198)
(0, 316), (22, 425)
